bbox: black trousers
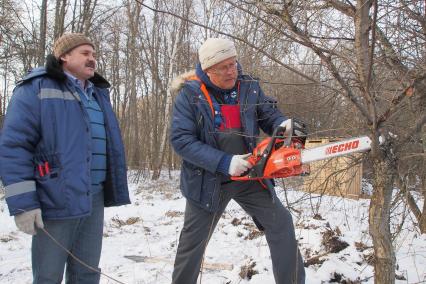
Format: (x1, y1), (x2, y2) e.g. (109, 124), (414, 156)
(172, 181), (305, 284)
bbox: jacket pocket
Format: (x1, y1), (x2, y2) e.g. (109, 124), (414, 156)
(181, 161), (203, 202)
(34, 153), (67, 209)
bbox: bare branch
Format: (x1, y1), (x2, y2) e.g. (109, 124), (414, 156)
(259, 3), (373, 124)
(325, 0), (356, 17)
(378, 73), (426, 125)
(136, 0), (318, 83)
(396, 112), (426, 151)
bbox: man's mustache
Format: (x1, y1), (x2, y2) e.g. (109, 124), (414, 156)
(85, 61), (95, 68)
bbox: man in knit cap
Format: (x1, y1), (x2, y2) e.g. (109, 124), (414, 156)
(170, 38), (307, 283)
(0, 33), (130, 283)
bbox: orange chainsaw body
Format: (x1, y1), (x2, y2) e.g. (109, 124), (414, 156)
(232, 137), (305, 181)
(231, 126), (371, 184)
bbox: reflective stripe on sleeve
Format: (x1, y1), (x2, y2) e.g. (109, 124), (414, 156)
(5, 181), (36, 198)
(38, 88), (80, 101)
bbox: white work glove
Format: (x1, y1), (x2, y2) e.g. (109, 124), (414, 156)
(280, 118), (308, 139)
(14, 208), (44, 235)
(279, 119), (293, 137)
(229, 153), (252, 176)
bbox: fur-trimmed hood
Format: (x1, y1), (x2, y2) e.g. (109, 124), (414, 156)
(170, 62), (244, 94)
(170, 69), (196, 93)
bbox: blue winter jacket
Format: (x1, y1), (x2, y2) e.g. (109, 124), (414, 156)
(0, 56), (130, 219)
(170, 69), (286, 212)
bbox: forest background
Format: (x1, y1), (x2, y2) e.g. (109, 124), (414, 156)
(0, 1), (425, 283)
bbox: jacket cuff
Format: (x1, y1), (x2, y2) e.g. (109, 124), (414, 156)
(4, 181), (40, 216)
(6, 191), (40, 216)
(216, 154), (232, 175)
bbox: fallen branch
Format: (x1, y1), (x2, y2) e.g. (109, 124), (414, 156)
(124, 255), (234, 271)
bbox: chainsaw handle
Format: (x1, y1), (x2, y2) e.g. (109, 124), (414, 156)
(273, 125), (287, 138)
(274, 125), (293, 146)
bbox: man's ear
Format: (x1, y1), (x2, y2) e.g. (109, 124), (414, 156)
(59, 55), (67, 62)
(45, 54), (67, 81)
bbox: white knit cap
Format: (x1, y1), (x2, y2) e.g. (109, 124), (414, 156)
(198, 38), (237, 70)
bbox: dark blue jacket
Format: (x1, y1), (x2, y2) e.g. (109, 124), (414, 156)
(0, 57), (130, 219)
(170, 70), (286, 212)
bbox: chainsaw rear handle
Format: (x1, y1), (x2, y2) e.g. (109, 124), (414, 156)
(274, 125), (287, 138)
(276, 124), (293, 147)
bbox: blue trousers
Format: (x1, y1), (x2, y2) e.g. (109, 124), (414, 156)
(172, 181), (305, 284)
(32, 191), (104, 284)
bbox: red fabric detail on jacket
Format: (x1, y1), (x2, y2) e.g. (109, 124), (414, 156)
(219, 104), (241, 130)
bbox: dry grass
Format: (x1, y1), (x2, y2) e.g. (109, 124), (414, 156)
(321, 227), (349, 253)
(165, 210), (183, 218)
(111, 216), (141, 228)
(0, 234), (17, 243)
(239, 259), (258, 280)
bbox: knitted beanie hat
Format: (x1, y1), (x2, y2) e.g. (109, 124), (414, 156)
(53, 33), (94, 59)
(198, 38), (237, 70)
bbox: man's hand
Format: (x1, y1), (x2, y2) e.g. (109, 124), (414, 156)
(279, 118), (308, 142)
(279, 119), (293, 137)
(14, 208), (44, 235)
(229, 153), (252, 176)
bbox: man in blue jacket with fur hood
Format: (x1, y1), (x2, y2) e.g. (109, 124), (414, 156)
(170, 38), (306, 283)
(0, 33), (130, 283)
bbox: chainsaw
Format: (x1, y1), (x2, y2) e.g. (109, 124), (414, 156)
(231, 126), (372, 186)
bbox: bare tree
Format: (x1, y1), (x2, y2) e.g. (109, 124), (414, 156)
(70, 0), (97, 34)
(151, 0), (193, 180)
(125, 0), (142, 168)
(53, 0), (67, 39)
(1, 0), (38, 111)
(37, 0), (48, 66)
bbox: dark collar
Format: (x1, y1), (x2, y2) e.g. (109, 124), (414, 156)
(45, 54), (111, 88)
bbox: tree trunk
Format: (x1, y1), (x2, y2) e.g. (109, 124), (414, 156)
(126, 0), (141, 168)
(421, 183), (426, 233)
(354, 0), (372, 87)
(54, 0), (67, 39)
(369, 154), (396, 283)
(420, 125), (426, 233)
(37, 0), (48, 66)
(151, 28), (180, 180)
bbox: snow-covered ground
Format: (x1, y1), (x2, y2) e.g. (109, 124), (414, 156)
(1, 172), (425, 284)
